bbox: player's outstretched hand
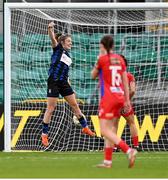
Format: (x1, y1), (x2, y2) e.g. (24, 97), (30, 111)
(48, 22), (55, 28)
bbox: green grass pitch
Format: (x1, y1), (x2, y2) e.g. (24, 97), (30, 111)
(0, 152), (168, 178)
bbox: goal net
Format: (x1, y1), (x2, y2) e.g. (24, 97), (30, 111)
(5, 3), (168, 151)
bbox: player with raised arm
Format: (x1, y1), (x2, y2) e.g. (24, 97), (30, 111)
(119, 54), (139, 149)
(91, 35), (137, 168)
(41, 22), (95, 147)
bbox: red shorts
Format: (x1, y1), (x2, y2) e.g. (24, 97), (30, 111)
(99, 93), (125, 120)
(121, 104), (134, 117)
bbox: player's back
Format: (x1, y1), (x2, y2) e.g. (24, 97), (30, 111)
(98, 53), (126, 96)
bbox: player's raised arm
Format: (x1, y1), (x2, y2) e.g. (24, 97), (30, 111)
(48, 22), (57, 48)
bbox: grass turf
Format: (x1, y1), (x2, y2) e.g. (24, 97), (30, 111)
(0, 152), (168, 178)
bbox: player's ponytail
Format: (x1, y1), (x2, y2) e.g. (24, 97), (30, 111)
(55, 33), (62, 42)
(100, 35), (114, 54)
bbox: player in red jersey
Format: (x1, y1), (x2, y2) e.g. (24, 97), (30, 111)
(91, 35), (137, 168)
(119, 55), (139, 149)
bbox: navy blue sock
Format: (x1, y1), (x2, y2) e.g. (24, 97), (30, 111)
(42, 122), (49, 134)
(78, 116), (88, 128)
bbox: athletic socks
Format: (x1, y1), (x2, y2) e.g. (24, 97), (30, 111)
(132, 136), (139, 147)
(118, 140), (130, 153)
(42, 122), (49, 134)
(104, 147), (113, 161)
(78, 116), (87, 128)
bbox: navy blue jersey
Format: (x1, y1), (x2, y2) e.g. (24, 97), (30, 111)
(48, 43), (72, 81)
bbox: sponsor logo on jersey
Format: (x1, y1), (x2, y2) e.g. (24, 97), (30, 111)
(110, 87), (124, 94)
(105, 113), (114, 118)
(60, 53), (72, 66)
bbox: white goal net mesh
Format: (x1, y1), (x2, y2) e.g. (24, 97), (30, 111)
(10, 7), (168, 151)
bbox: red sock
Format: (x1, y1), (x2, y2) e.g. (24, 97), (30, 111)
(104, 147), (113, 161)
(132, 136), (139, 147)
(118, 140), (130, 153)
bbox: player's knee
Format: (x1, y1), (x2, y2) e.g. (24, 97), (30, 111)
(112, 121), (118, 127)
(127, 119), (134, 126)
(70, 102), (79, 110)
(100, 128), (107, 137)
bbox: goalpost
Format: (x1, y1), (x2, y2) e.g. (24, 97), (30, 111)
(4, 2), (168, 152)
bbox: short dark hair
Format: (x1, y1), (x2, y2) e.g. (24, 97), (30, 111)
(55, 33), (71, 44)
(119, 54), (128, 67)
(100, 35), (114, 54)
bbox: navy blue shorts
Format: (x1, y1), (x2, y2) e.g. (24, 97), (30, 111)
(47, 77), (74, 98)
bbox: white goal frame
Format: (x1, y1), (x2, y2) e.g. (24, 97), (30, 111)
(4, 2), (168, 152)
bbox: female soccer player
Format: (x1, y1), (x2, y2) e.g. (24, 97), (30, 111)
(41, 22), (95, 147)
(99, 54), (139, 168)
(91, 35), (137, 168)
(119, 54), (139, 149)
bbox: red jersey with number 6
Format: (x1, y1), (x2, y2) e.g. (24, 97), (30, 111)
(97, 53), (127, 119)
